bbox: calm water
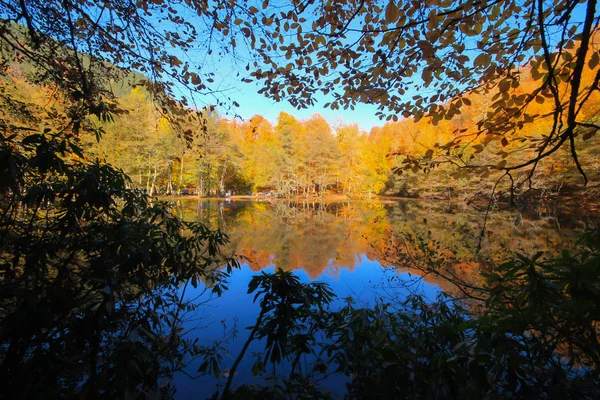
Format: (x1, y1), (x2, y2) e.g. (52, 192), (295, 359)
(172, 198), (597, 398)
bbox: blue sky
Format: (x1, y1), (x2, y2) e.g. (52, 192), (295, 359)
(165, 3), (391, 133)
(166, 1), (591, 134)
(179, 52), (387, 133)
(229, 79), (385, 132)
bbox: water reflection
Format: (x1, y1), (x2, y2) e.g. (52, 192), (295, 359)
(177, 200), (381, 279)
(173, 198), (596, 398)
(175, 198), (593, 291)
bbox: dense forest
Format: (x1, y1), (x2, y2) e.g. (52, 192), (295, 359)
(6, 49), (600, 200)
(82, 62), (600, 199)
(1, 0), (600, 399)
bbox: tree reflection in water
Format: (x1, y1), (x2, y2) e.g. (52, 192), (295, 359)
(177, 198), (593, 292)
(171, 198), (598, 399)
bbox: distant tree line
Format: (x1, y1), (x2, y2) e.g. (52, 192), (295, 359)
(81, 84), (600, 201)
(5, 57), (599, 201)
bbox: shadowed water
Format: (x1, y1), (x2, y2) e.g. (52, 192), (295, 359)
(172, 198), (595, 398)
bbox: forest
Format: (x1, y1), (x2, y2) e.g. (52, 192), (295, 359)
(1, 0), (600, 399)
(86, 80), (600, 201)
(53, 70), (600, 200)
(7, 37), (600, 201)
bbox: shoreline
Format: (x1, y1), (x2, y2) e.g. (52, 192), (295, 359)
(158, 194), (423, 203)
(157, 192), (594, 208)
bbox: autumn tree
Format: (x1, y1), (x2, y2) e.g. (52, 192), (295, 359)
(273, 112), (307, 195)
(191, 109), (230, 196)
(236, 115), (279, 191)
(304, 113), (341, 195)
(336, 123), (364, 195)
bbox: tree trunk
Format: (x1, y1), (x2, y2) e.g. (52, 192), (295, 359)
(150, 165), (158, 195)
(167, 162), (173, 195)
(219, 161), (227, 194)
(179, 152), (185, 194)
(145, 164), (152, 193)
(198, 174), (204, 197)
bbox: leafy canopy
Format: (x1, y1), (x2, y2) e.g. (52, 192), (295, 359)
(5, 0), (598, 189)
(239, 0), (600, 186)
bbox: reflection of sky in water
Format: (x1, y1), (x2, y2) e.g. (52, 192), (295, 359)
(172, 199), (590, 398)
(174, 257), (440, 399)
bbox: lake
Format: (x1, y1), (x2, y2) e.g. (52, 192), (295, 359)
(172, 197), (596, 398)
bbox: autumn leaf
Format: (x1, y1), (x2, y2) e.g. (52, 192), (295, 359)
(384, 1), (399, 24)
(418, 41), (435, 59)
(473, 53), (491, 68)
